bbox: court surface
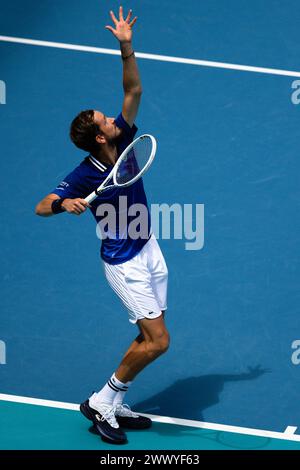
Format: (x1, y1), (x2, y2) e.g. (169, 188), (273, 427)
(1, 0), (300, 450)
(1, 398), (300, 450)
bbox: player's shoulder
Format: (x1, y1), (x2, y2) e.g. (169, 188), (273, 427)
(115, 113), (138, 155)
(57, 156), (97, 186)
(115, 112), (138, 137)
(67, 156), (104, 177)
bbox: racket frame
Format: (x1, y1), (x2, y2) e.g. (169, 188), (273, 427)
(84, 134), (156, 204)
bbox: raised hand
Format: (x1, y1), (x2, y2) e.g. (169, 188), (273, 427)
(105, 6), (137, 43)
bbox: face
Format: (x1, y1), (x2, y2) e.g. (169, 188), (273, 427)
(93, 110), (122, 144)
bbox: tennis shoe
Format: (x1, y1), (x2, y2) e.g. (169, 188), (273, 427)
(80, 394), (127, 444)
(114, 403), (152, 429)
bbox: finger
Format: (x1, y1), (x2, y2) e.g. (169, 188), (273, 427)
(119, 5), (124, 21)
(105, 26), (116, 34)
(129, 16), (138, 28)
(78, 199), (89, 206)
(125, 9), (132, 23)
(73, 202), (84, 211)
(80, 199), (91, 208)
(110, 10), (118, 26)
(72, 208), (81, 215)
(75, 207), (85, 214)
(75, 202), (87, 211)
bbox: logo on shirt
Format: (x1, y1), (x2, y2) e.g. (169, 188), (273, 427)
(56, 181), (70, 190)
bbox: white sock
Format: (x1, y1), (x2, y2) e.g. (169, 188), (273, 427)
(113, 380), (132, 407)
(91, 373), (129, 406)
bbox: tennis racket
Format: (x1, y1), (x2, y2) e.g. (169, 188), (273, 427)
(85, 134), (157, 204)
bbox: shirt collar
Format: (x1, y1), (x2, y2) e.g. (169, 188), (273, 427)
(88, 155), (108, 173)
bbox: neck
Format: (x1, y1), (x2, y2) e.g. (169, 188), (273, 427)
(93, 142), (117, 166)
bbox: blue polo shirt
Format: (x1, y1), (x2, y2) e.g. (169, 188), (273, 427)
(52, 113), (151, 264)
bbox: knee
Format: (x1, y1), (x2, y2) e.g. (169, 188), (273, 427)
(146, 331), (170, 358)
(158, 331), (170, 354)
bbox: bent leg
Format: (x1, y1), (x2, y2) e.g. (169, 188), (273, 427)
(115, 313), (169, 383)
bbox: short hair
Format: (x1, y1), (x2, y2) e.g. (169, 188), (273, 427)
(70, 110), (100, 154)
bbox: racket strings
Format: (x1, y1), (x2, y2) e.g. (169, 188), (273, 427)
(115, 136), (152, 185)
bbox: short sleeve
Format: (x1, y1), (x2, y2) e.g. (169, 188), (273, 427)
(115, 113), (138, 138)
(52, 170), (85, 199)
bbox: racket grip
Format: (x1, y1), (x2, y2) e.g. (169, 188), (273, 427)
(85, 192), (97, 204)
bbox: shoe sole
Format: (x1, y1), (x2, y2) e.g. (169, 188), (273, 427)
(80, 402), (127, 445)
(117, 416), (152, 430)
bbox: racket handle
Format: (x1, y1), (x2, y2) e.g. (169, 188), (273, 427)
(85, 192), (97, 204)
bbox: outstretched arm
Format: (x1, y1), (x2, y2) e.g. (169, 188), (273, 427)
(106, 6), (142, 127)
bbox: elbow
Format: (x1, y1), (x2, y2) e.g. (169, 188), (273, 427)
(35, 204), (42, 216)
(35, 195), (57, 217)
(35, 202), (44, 216)
(125, 86), (142, 96)
(134, 87), (142, 95)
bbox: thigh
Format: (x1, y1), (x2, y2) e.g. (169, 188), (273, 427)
(147, 236), (168, 310)
(137, 313), (168, 343)
(103, 257), (162, 325)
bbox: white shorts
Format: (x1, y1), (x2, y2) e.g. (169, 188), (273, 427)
(103, 235), (168, 324)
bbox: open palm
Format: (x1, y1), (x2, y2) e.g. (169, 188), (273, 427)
(105, 6), (137, 43)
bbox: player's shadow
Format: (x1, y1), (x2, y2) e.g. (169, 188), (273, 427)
(133, 365), (270, 422)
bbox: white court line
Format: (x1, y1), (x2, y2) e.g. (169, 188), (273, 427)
(1, 393), (300, 443)
(1, 35), (300, 78)
(284, 426), (298, 435)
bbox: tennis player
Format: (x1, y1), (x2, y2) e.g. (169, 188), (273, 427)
(35, 6), (169, 445)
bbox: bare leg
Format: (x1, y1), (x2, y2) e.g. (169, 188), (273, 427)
(115, 313), (169, 383)
(117, 332), (144, 365)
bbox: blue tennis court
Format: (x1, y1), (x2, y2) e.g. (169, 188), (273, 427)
(1, 0), (300, 450)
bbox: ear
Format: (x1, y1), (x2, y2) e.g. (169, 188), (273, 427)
(96, 134), (106, 144)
